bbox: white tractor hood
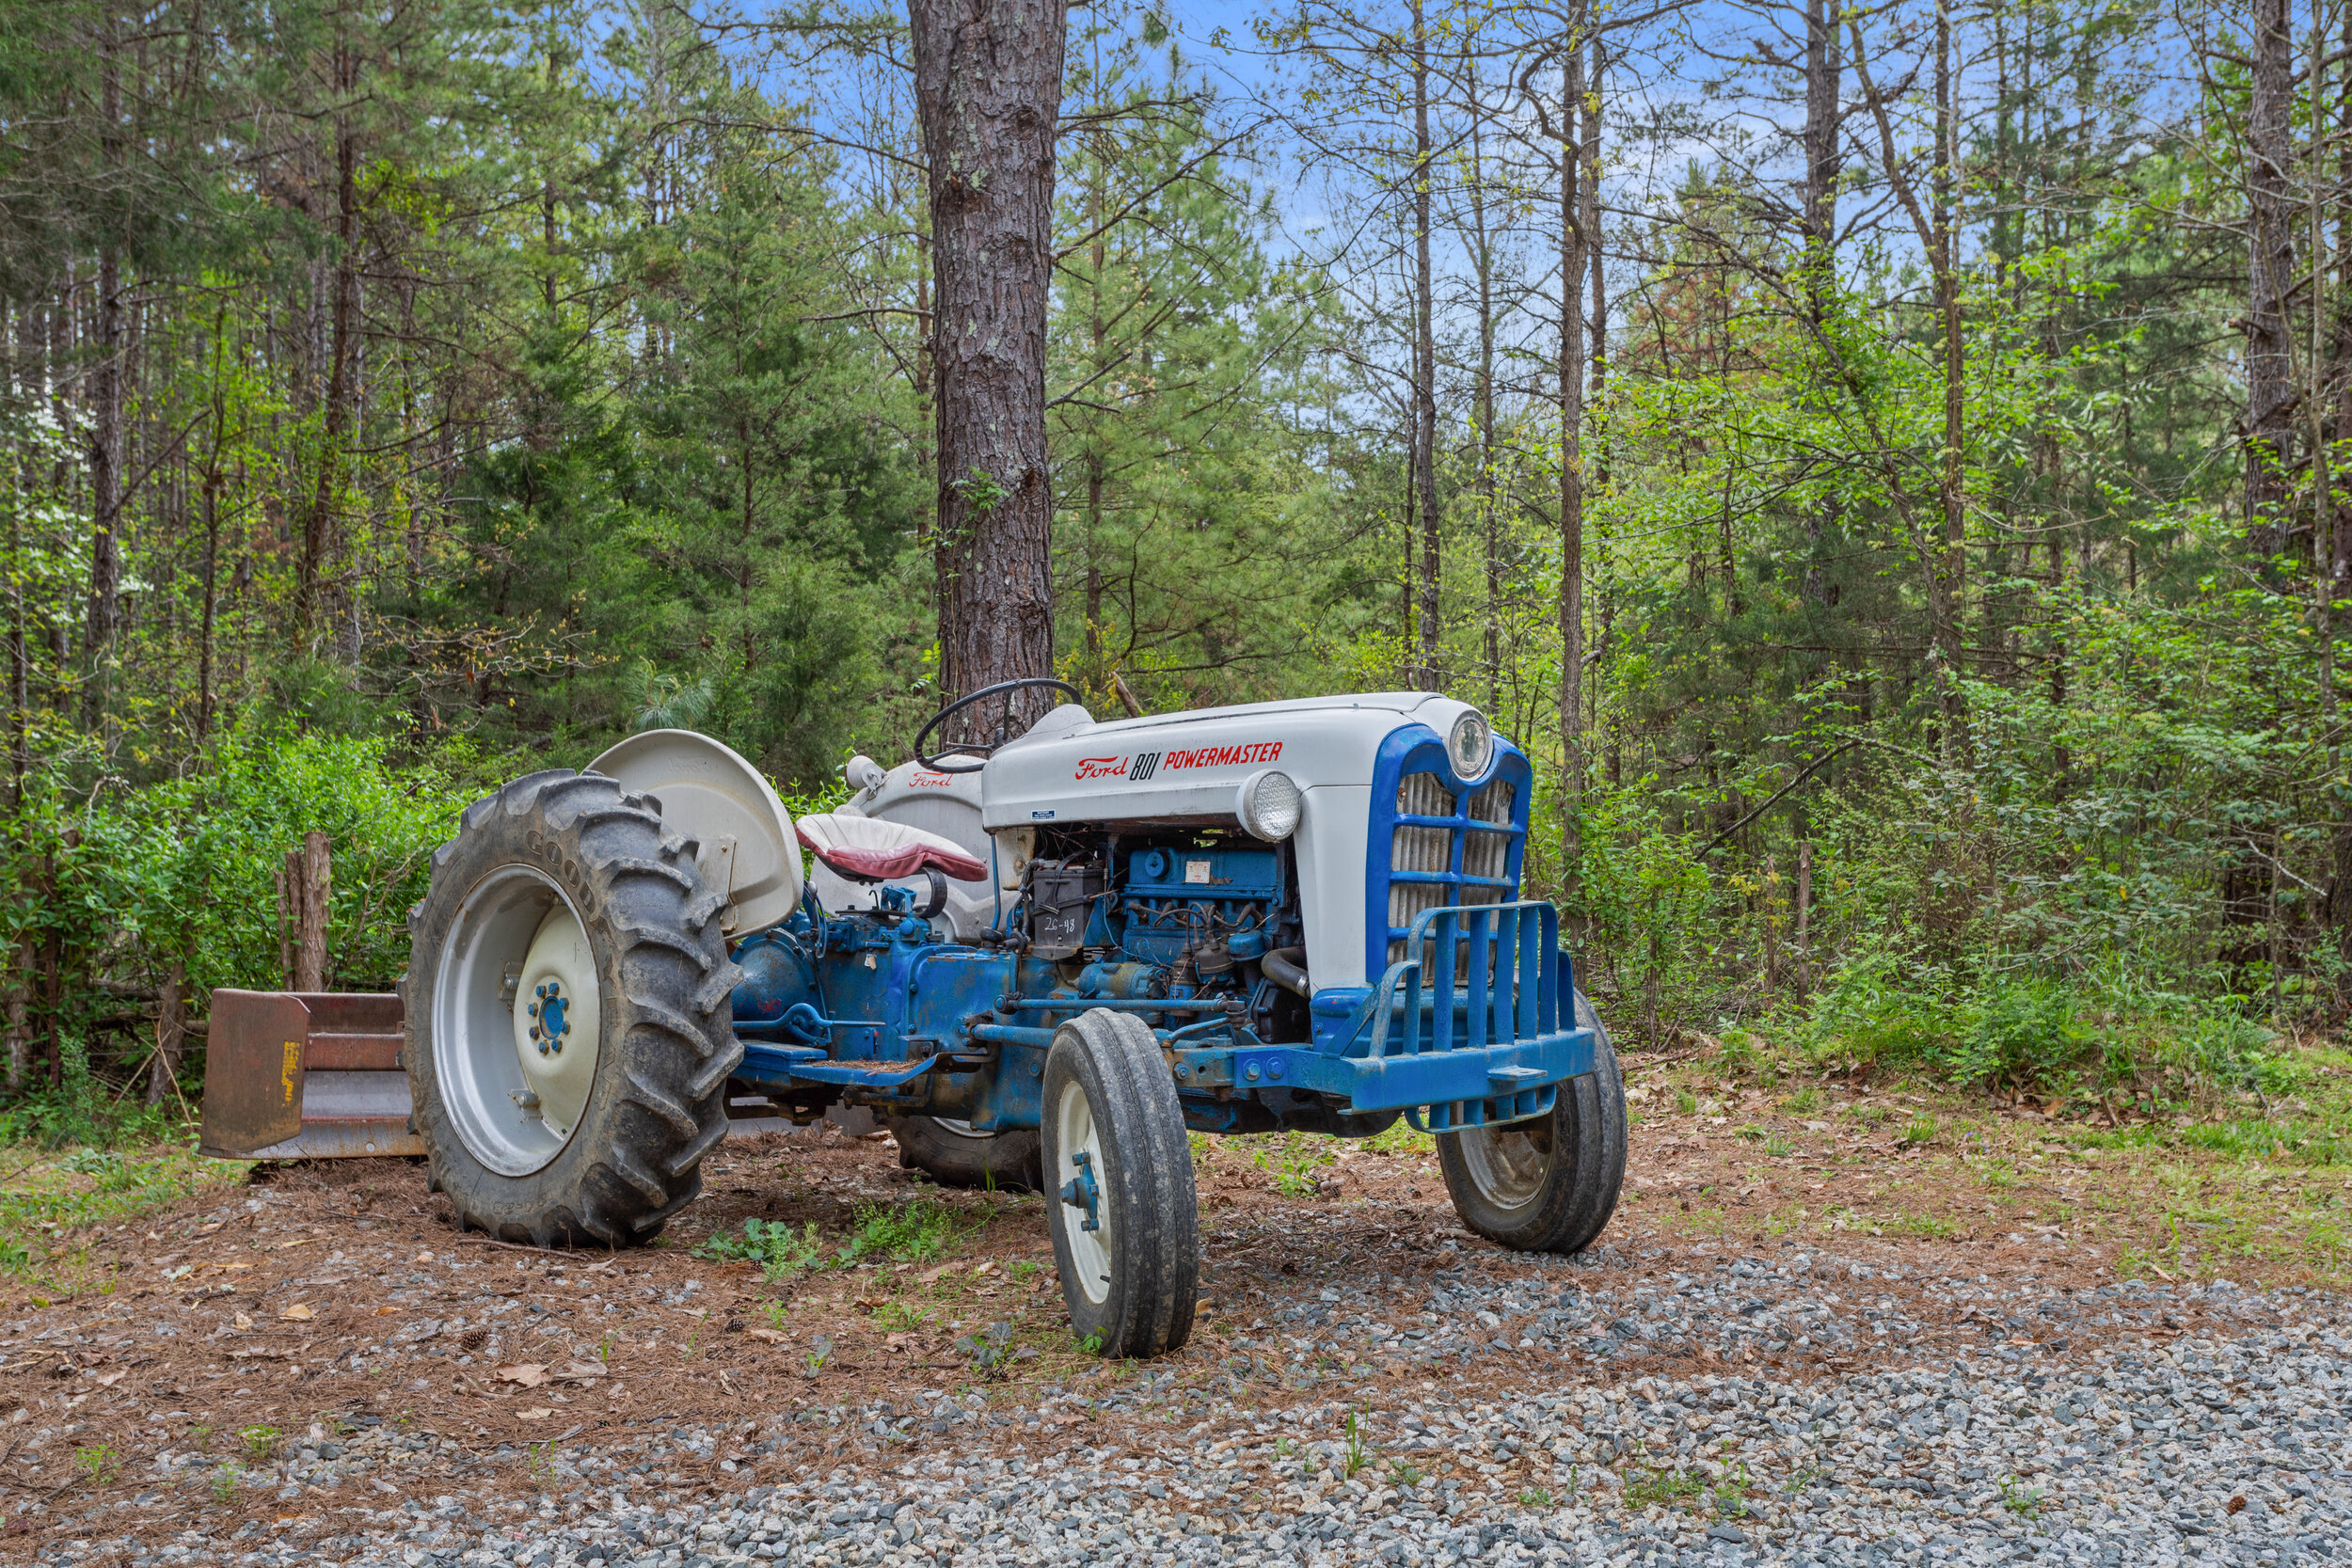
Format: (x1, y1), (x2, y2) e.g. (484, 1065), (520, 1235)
(979, 691), (1498, 995)
(977, 690), (1483, 830)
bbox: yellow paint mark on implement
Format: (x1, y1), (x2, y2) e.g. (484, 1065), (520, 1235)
(282, 1041), (302, 1106)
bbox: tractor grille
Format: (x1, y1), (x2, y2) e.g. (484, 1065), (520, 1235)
(1386, 771), (1520, 965)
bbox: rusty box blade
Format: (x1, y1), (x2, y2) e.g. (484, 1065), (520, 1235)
(199, 990), (422, 1160)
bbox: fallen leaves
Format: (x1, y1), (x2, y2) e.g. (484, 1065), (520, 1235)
(279, 1304), (314, 1322)
(745, 1328), (787, 1344)
(498, 1361), (603, 1390)
(91, 1370), (125, 1387)
(517, 1407), (555, 1421)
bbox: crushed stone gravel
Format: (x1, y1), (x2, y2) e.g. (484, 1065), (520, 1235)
(20, 1242), (2352, 1566)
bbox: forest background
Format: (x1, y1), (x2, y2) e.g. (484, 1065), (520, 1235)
(0, 0), (2329, 1139)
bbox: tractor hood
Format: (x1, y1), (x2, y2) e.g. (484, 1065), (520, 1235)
(978, 690), (1486, 831)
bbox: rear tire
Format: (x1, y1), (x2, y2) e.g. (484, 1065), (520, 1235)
(403, 769), (744, 1246)
(1437, 990), (1625, 1254)
(1041, 1009), (1199, 1358)
(893, 1116), (1042, 1192)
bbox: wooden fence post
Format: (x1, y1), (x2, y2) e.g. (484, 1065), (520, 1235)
(296, 831), (330, 991)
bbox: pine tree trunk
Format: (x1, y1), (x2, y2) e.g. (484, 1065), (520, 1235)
(298, 45), (362, 640)
(2248, 0), (2296, 558)
(1412, 0), (1440, 693)
(1798, 0), (1841, 611)
(1558, 43), (1589, 895)
(1933, 2), (1965, 754)
(912, 0), (1067, 713)
(82, 13), (124, 727)
(1470, 65), (1498, 710)
(1582, 32), (1605, 745)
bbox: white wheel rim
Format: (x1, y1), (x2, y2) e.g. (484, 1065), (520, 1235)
(434, 865), (602, 1177)
(1054, 1078), (1114, 1306)
(1457, 1117), (1552, 1212)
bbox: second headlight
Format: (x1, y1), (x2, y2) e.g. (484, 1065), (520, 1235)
(1447, 708), (1495, 778)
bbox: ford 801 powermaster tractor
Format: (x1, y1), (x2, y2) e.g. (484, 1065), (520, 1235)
(226, 682), (1627, 1359)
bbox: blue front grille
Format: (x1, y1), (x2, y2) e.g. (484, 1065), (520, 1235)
(1363, 727), (1533, 978)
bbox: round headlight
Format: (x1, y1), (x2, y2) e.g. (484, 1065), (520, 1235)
(1447, 709), (1495, 778)
(1236, 769), (1303, 841)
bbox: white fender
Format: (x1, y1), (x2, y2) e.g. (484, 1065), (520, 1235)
(588, 730), (803, 936)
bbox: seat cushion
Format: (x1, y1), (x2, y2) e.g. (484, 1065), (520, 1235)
(794, 812), (990, 885)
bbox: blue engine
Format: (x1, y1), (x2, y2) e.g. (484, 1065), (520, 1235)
(1113, 845), (1282, 969)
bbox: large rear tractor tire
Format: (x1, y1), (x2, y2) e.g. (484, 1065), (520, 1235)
(893, 1115), (1042, 1192)
(402, 768), (744, 1246)
(1041, 1008), (1199, 1358)
(1437, 990), (1626, 1254)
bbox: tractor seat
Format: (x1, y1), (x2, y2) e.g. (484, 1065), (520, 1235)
(794, 813), (990, 885)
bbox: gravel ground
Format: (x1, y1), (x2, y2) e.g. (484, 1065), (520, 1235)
(21, 1236), (2352, 1567)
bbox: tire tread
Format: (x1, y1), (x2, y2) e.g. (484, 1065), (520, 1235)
(405, 767), (739, 1250)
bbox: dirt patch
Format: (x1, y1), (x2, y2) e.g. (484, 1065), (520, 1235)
(0, 1084), (2315, 1537)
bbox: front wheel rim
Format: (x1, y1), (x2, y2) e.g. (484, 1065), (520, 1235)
(1054, 1079), (1114, 1305)
(434, 864), (602, 1177)
(1456, 1117), (1553, 1212)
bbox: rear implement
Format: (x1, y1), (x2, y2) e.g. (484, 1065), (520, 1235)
(198, 990), (419, 1160)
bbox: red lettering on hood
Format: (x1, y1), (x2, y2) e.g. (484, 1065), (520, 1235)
(1164, 740), (1283, 771)
(1073, 755), (1129, 781)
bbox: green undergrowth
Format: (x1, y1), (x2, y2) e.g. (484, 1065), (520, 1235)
(694, 1197), (980, 1281)
(0, 1138), (241, 1300)
(1684, 949), (2294, 1115)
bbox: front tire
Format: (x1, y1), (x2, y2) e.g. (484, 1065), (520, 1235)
(1041, 1009), (1199, 1358)
(894, 1115), (1042, 1192)
(1437, 990), (1625, 1253)
(404, 769), (744, 1245)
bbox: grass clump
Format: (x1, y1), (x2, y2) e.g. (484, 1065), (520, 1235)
(695, 1197), (977, 1280)
(695, 1218), (826, 1281)
(1360, 1118), (1438, 1157)
(1624, 1464), (1706, 1509)
(835, 1198), (974, 1266)
(1243, 1132), (1340, 1196)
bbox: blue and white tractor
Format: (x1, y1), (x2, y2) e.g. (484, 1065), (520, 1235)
(399, 682), (1625, 1357)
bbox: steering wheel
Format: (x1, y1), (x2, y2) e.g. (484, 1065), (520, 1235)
(915, 678), (1084, 773)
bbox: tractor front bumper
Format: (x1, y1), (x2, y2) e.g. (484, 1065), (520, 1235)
(1172, 1022), (1597, 1127)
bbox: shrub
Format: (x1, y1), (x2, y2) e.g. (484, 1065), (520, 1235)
(1950, 974), (2090, 1090)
